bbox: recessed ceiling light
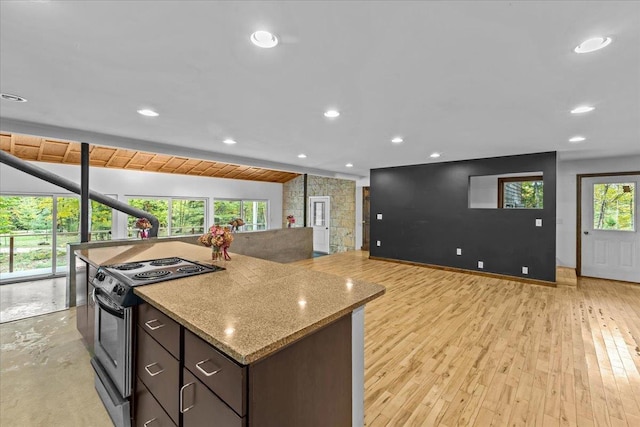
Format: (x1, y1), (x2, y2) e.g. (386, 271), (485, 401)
(298, 154), (307, 159)
(223, 139), (237, 145)
(571, 105), (595, 114)
(324, 110), (340, 118)
(137, 109), (159, 117)
(430, 152), (441, 158)
(391, 137), (403, 144)
(574, 37), (612, 54)
(569, 136), (586, 143)
(346, 163), (353, 168)
(1, 93), (27, 102)
(250, 30), (278, 48)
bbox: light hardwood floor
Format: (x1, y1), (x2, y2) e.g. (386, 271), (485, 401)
(293, 251), (640, 427)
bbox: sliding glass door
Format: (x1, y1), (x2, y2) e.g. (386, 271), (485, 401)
(0, 194), (113, 280)
(0, 195), (54, 278)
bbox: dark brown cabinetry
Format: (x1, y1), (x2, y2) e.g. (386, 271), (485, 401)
(181, 368), (245, 427)
(135, 378), (177, 427)
(183, 329), (246, 416)
(134, 305), (352, 427)
(76, 259), (96, 353)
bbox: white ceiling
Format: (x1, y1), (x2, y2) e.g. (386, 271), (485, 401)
(1, 1), (639, 179)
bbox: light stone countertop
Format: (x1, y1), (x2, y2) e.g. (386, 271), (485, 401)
(76, 241), (385, 365)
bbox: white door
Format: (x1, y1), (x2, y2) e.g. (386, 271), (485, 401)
(581, 175), (640, 282)
(309, 196), (330, 254)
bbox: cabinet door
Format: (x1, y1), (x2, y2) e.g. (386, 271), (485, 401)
(183, 329), (246, 416)
(136, 326), (180, 425)
(181, 368), (245, 427)
(75, 258), (89, 349)
(138, 303), (180, 359)
(86, 264), (97, 353)
(135, 378), (177, 427)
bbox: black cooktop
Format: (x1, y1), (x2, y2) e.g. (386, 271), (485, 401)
(102, 257), (225, 287)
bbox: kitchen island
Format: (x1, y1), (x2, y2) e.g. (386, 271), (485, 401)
(76, 241), (385, 427)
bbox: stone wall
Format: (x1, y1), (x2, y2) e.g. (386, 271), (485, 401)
(282, 175), (305, 228)
(282, 175), (356, 254)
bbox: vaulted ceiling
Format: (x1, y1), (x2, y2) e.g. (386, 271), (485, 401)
(0, 133), (299, 183)
(1, 1), (638, 179)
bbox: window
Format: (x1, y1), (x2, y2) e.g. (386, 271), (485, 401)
(498, 176), (543, 209)
(593, 183), (635, 231)
(128, 197), (206, 237)
(214, 199), (268, 231)
(171, 199), (206, 235)
(0, 194), (114, 278)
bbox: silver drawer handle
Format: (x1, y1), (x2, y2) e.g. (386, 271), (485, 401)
(195, 359), (222, 377)
(144, 319), (165, 331)
(143, 418), (157, 427)
(144, 362), (165, 377)
(180, 382), (195, 413)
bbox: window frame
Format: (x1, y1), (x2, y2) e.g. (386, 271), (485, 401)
(213, 198), (269, 232)
(126, 196), (208, 237)
(497, 175), (544, 209)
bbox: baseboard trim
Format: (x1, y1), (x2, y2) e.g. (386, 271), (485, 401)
(579, 275), (640, 286)
(368, 256), (557, 288)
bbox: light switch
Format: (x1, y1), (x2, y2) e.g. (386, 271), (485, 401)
(376, 240), (381, 247)
(478, 261), (484, 269)
(536, 219), (543, 227)
(522, 266), (529, 275)
(456, 248), (462, 256)
(376, 213), (383, 220)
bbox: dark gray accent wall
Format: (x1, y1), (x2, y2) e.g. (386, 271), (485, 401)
(370, 152), (557, 282)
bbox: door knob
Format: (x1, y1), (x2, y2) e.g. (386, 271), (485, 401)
(583, 231), (589, 235)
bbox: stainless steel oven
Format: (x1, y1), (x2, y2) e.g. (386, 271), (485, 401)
(91, 287), (132, 427)
(89, 257), (223, 427)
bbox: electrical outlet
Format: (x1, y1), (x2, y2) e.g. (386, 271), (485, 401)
(536, 218), (543, 227)
(376, 213), (383, 220)
(456, 248), (462, 256)
(522, 266), (529, 275)
(376, 240), (381, 247)
(478, 261), (484, 269)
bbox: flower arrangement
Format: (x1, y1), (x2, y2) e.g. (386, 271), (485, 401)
(198, 225), (234, 261)
(286, 215), (295, 228)
(135, 217), (152, 239)
(135, 217), (152, 230)
(228, 218), (245, 232)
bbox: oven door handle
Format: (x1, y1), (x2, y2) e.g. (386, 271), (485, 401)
(94, 289), (125, 319)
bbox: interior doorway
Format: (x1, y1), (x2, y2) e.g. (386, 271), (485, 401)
(578, 173), (640, 282)
(362, 187), (370, 251)
(309, 196), (330, 254)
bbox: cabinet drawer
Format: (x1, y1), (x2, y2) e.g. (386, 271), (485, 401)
(184, 329), (247, 416)
(181, 368), (245, 427)
(135, 378), (177, 427)
(137, 303), (180, 358)
(136, 326), (180, 424)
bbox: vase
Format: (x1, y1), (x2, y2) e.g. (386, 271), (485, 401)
(140, 229), (149, 239)
(212, 246), (223, 262)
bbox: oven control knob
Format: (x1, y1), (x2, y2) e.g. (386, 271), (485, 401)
(115, 285), (125, 296)
(96, 272), (106, 281)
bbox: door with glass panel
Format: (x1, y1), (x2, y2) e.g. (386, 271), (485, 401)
(309, 196), (330, 254)
(0, 195), (54, 278)
(581, 175), (640, 282)
(0, 195), (113, 279)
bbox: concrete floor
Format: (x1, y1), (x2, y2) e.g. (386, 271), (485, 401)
(1, 277), (67, 324)
(0, 308), (111, 426)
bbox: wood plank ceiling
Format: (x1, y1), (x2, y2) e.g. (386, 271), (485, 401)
(0, 132), (300, 183)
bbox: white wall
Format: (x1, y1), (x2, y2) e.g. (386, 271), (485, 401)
(468, 175), (498, 208)
(556, 155), (640, 268)
(0, 162), (283, 239)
